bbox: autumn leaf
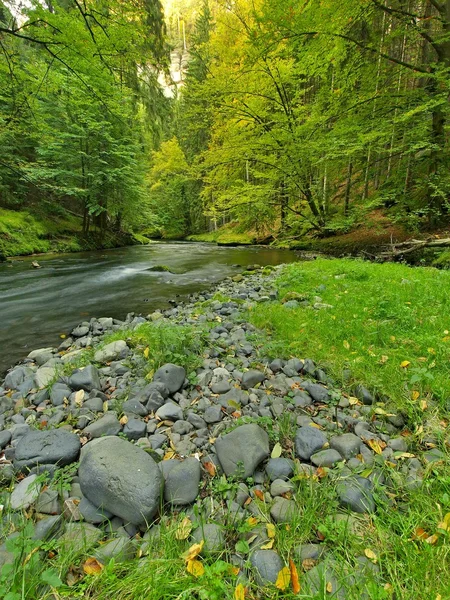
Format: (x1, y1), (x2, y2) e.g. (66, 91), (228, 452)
(175, 517), (192, 540)
(343, 340), (350, 350)
(143, 347), (149, 359)
(275, 566), (291, 590)
(271, 442), (282, 458)
(182, 540), (204, 562)
(289, 559), (301, 594)
(326, 581), (333, 593)
(411, 390), (420, 401)
(266, 523), (276, 539)
(203, 461), (216, 476)
(83, 557), (104, 575)
(302, 558), (317, 571)
(119, 415), (128, 425)
(400, 360), (411, 368)
(420, 400), (428, 411)
(425, 534), (439, 545)
(412, 527), (429, 541)
(366, 439), (386, 454)
(364, 548), (377, 563)
(253, 489), (265, 502)
(186, 559), (204, 577)
(163, 450), (176, 460)
(260, 540), (274, 549)
(74, 389), (84, 407)
(437, 512), (450, 532)
(234, 583), (246, 600)
(247, 516), (259, 527)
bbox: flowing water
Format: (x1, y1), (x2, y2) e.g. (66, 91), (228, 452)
(0, 242), (299, 374)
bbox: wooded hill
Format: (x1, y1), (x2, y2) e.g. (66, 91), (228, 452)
(1, 1), (450, 247)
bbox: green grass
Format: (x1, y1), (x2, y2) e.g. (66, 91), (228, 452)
(248, 258), (450, 418)
(187, 225), (255, 245)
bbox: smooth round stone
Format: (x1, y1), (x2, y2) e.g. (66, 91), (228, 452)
(250, 550), (284, 585)
(310, 449), (343, 467)
(192, 524), (225, 554)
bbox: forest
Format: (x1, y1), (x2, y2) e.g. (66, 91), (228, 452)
(1, 0), (450, 249)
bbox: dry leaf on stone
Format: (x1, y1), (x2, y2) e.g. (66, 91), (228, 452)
(275, 566), (291, 590)
(271, 442), (283, 459)
(366, 439), (386, 454)
(254, 490), (265, 502)
(119, 415), (128, 425)
(176, 517), (192, 540)
(260, 540), (274, 550)
(203, 461), (216, 477)
(364, 548), (377, 563)
(186, 559), (204, 577)
(83, 557), (104, 575)
(266, 523), (276, 539)
(247, 516), (259, 527)
(74, 390), (84, 407)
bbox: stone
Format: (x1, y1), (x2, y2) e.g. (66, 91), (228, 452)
(250, 550), (284, 585)
(161, 457), (201, 505)
(10, 474), (41, 509)
(337, 477), (375, 514)
(79, 496), (113, 523)
(270, 479), (294, 497)
(270, 497), (297, 523)
(0, 430), (12, 449)
(388, 438), (408, 452)
(35, 366), (57, 388)
(36, 489), (60, 514)
(14, 429), (81, 471)
(241, 370), (265, 389)
(330, 433), (361, 460)
(122, 399), (148, 417)
(72, 325), (90, 338)
(265, 458), (294, 481)
(301, 382), (330, 403)
(63, 498), (82, 521)
(192, 524), (225, 554)
(311, 449), (343, 467)
(354, 385), (374, 405)
(295, 426), (327, 460)
(94, 341), (128, 364)
(78, 436), (163, 526)
(153, 363), (186, 394)
(294, 543), (325, 561)
(155, 402), (183, 421)
(94, 537), (136, 564)
(215, 423), (270, 478)
(123, 418), (147, 441)
(203, 405), (223, 424)
(84, 412), (121, 438)
(32, 515), (63, 541)
(50, 383), (72, 407)
(59, 522), (102, 554)
(69, 365), (101, 392)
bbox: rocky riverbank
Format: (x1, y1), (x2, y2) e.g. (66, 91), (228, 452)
(0, 265), (446, 598)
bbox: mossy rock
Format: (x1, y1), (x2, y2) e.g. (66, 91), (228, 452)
(281, 291), (309, 303)
(148, 265), (174, 273)
(233, 274), (245, 282)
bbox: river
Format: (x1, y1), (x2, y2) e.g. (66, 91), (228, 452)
(0, 242), (299, 375)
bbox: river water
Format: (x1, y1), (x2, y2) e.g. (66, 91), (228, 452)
(0, 242), (299, 375)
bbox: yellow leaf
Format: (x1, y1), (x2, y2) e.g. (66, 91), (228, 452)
(247, 517), (259, 527)
(163, 450), (176, 460)
(380, 355), (389, 364)
(83, 557), (104, 575)
(182, 540), (204, 562)
(366, 439), (386, 455)
(348, 396), (360, 406)
(260, 540), (274, 550)
(119, 415), (128, 425)
(186, 559), (204, 577)
(143, 347), (149, 359)
(266, 523), (276, 539)
(411, 391), (420, 401)
(275, 566), (291, 590)
(400, 360), (411, 368)
(60, 334), (66, 339)
(343, 340), (350, 350)
(310, 422), (323, 429)
(234, 583), (246, 600)
(364, 548), (377, 563)
(425, 534), (439, 545)
(326, 581), (333, 593)
(176, 517), (192, 540)
(74, 389), (85, 407)
(271, 442), (282, 459)
(420, 400), (428, 411)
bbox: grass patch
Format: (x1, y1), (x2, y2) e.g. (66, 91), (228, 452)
(248, 258), (450, 417)
(187, 224), (255, 246)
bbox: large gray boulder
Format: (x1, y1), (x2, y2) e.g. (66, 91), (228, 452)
(14, 430), (81, 471)
(153, 363), (185, 394)
(78, 436), (163, 526)
(215, 423), (269, 478)
(69, 365), (101, 392)
(84, 413), (121, 438)
(161, 457), (201, 505)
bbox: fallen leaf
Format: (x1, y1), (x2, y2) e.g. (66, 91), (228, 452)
(60, 334), (66, 339)
(119, 415), (128, 425)
(412, 527), (429, 541)
(254, 490), (265, 502)
(316, 467), (328, 479)
(203, 461), (216, 476)
(400, 360), (411, 368)
(420, 400), (428, 411)
(247, 517), (259, 527)
(326, 581), (333, 593)
(275, 566), (291, 590)
(302, 558), (317, 571)
(343, 340), (350, 350)
(234, 583), (246, 600)
(310, 422), (323, 430)
(176, 517), (192, 540)
(83, 557), (104, 575)
(394, 452), (415, 459)
(186, 558), (204, 577)
(267, 523), (276, 539)
(425, 534), (438, 545)
(74, 390), (85, 407)
(379, 355), (389, 364)
(260, 540), (274, 549)
(366, 439), (386, 455)
(182, 540), (204, 562)
(364, 548), (377, 563)
(271, 442), (283, 459)
(289, 559), (301, 594)
(411, 390), (420, 401)
(348, 396), (360, 406)
(143, 347), (149, 359)
(163, 450), (176, 460)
